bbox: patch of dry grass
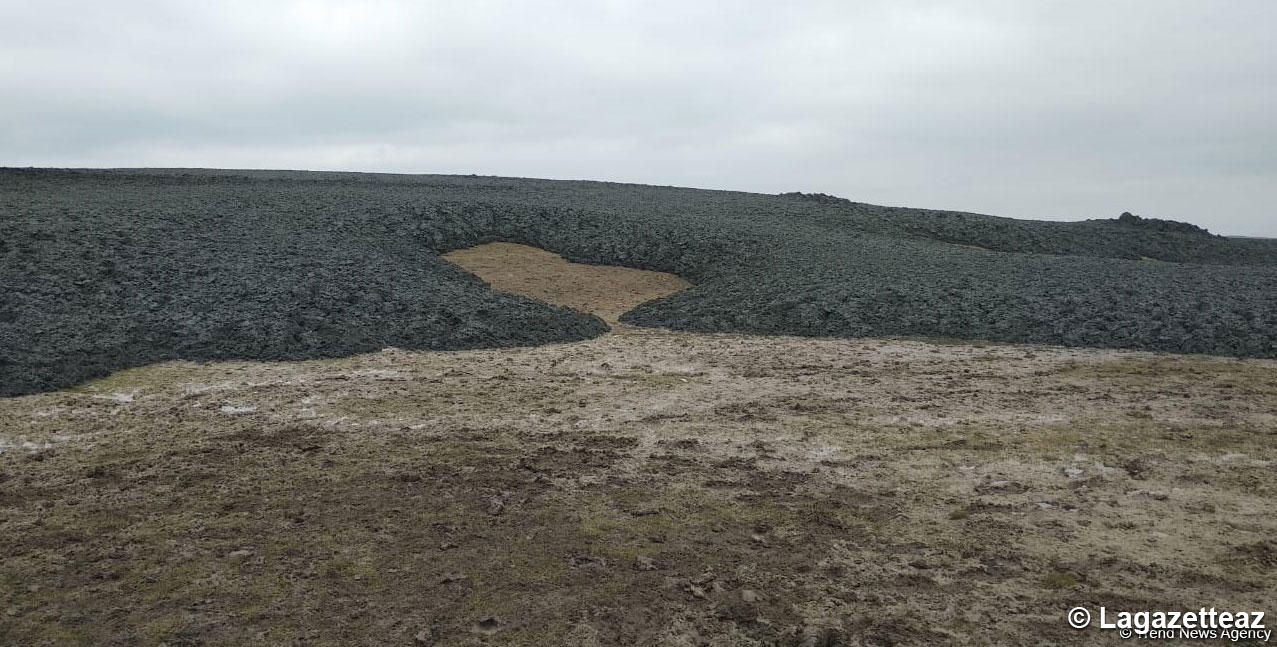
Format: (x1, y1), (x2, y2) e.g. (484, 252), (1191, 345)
(3, 331), (1275, 645)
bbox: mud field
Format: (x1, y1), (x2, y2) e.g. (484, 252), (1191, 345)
(2, 244), (1274, 646)
(4, 168), (1277, 396)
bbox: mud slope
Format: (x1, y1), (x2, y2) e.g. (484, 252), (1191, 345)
(3, 168), (1277, 396)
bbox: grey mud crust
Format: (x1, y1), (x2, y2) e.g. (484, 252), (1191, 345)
(4, 168), (1277, 398)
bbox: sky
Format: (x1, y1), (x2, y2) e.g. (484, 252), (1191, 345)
(2, 1), (1274, 236)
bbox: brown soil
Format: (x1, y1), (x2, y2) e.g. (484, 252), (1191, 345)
(444, 243), (690, 325)
(2, 246), (1275, 645)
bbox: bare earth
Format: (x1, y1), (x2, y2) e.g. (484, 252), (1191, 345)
(1, 244), (1274, 646)
(443, 242), (691, 325)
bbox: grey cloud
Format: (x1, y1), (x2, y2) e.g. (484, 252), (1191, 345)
(2, 0), (1274, 235)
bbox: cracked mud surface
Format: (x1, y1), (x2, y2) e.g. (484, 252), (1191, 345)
(2, 243), (1274, 645)
(7, 169), (1277, 397)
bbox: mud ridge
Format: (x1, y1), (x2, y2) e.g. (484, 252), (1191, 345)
(3, 168), (1276, 395)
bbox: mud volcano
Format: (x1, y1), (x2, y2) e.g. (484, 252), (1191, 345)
(3, 168), (1276, 396)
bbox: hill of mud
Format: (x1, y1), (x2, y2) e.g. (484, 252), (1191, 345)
(3, 168), (1276, 396)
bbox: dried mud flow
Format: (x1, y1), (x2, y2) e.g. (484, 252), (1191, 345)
(4, 168), (1277, 396)
(2, 242), (1275, 646)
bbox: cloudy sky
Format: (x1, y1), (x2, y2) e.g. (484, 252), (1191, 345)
(3, 1), (1274, 235)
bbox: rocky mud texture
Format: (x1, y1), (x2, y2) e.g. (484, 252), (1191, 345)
(2, 331), (1275, 645)
(4, 167), (1277, 396)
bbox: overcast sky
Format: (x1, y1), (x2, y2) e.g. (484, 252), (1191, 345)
(2, 1), (1274, 235)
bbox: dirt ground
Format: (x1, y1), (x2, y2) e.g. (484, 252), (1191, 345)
(444, 243), (690, 325)
(2, 245), (1274, 646)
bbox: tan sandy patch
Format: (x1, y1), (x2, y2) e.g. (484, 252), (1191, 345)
(444, 242), (690, 325)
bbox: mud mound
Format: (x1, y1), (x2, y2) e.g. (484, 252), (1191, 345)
(443, 242), (690, 325)
(3, 168), (1277, 395)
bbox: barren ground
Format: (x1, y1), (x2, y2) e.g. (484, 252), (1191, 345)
(1, 244), (1274, 646)
(443, 243), (690, 326)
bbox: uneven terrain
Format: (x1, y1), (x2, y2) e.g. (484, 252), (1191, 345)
(3, 243), (1274, 645)
(4, 168), (1277, 395)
